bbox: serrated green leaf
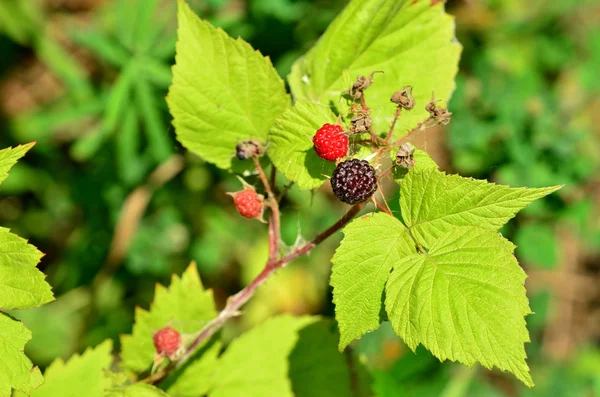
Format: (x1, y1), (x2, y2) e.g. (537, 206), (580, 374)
(0, 227), (53, 310)
(401, 168), (562, 247)
(164, 340), (221, 397)
(120, 264), (216, 374)
(331, 213), (415, 350)
(289, 320), (355, 397)
(0, 313), (43, 397)
(167, 0), (289, 169)
(268, 100), (337, 189)
(24, 340), (113, 397)
(0, 143), (34, 186)
(392, 148), (438, 182)
(209, 315), (314, 397)
(384, 227), (534, 387)
(288, 0), (460, 136)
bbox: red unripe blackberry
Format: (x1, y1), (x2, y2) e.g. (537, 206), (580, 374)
(330, 159), (377, 204)
(153, 326), (181, 357)
(233, 189), (264, 219)
(313, 123), (348, 161)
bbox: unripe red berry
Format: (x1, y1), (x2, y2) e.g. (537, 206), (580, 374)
(153, 326), (181, 357)
(233, 189), (263, 219)
(313, 123), (348, 162)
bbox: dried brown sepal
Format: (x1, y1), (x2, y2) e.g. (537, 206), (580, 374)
(390, 85), (415, 110)
(345, 71), (383, 99)
(395, 142), (416, 169)
(425, 92), (452, 126)
(350, 109), (373, 134)
(235, 139), (263, 160)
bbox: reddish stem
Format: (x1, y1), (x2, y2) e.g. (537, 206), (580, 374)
(160, 202), (366, 382)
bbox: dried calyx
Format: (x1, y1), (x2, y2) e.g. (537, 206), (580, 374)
(235, 140), (263, 160)
(345, 71), (383, 99)
(395, 142), (416, 169)
(350, 109), (373, 134)
(425, 93), (452, 125)
(390, 85), (415, 110)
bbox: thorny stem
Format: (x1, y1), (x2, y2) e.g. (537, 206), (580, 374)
(147, 202), (366, 385)
(383, 106), (402, 145)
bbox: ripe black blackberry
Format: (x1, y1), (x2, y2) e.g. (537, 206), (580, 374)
(330, 159), (377, 204)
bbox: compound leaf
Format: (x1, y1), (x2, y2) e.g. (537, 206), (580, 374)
(168, 0), (289, 169)
(401, 168), (562, 247)
(385, 227), (534, 387)
(209, 315), (314, 397)
(331, 213), (414, 350)
(25, 340), (113, 397)
(0, 313), (43, 397)
(288, 0), (461, 136)
(268, 100), (337, 189)
(120, 263), (216, 374)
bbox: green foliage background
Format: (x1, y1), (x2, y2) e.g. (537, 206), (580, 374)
(0, 0), (599, 395)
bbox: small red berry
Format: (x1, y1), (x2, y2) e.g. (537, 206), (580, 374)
(233, 189), (263, 219)
(313, 123), (348, 161)
(153, 326), (181, 357)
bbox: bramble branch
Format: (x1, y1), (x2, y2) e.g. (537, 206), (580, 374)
(149, 201), (366, 385)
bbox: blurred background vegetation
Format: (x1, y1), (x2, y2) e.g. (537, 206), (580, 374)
(1, 0), (599, 395)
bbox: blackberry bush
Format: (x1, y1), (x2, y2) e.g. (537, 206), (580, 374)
(3, 0), (565, 395)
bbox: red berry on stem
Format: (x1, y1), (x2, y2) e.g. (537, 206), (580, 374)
(313, 123), (348, 161)
(233, 189), (263, 219)
(153, 326), (181, 357)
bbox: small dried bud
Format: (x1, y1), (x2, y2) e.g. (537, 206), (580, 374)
(345, 71), (383, 99)
(235, 140), (262, 160)
(395, 142), (416, 169)
(350, 110), (373, 134)
(425, 93), (452, 126)
(390, 86), (415, 110)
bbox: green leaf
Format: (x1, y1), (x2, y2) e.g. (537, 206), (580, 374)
(384, 227), (534, 387)
(289, 320), (356, 397)
(209, 315), (314, 397)
(167, 0), (289, 169)
(107, 384), (170, 397)
(0, 313), (43, 397)
(268, 100), (337, 189)
(392, 148), (438, 182)
(401, 168), (562, 247)
(164, 340), (221, 397)
(288, 0), (461, 136)
(0, 227), (53, 309)
(120, 263), (216, 373)
(331, 213), (415, 350)
(0, 143), (34, 186)
(25, 340), (113, 397)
